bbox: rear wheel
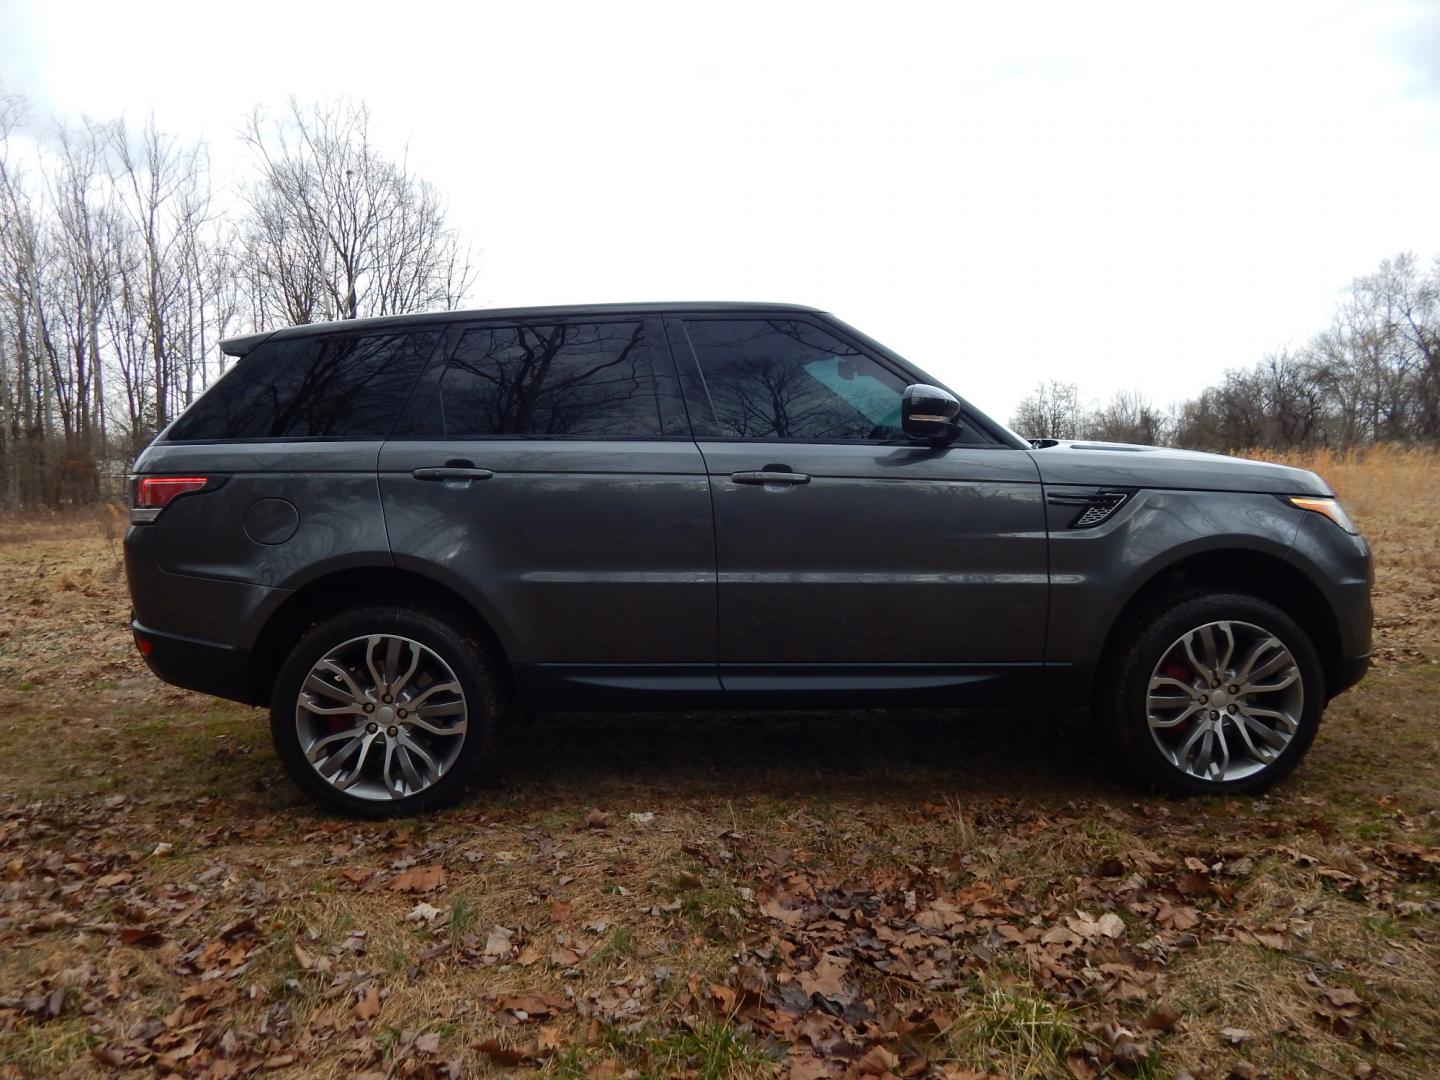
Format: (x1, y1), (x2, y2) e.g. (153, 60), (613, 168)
(1102, 591), (1324, 794)
(270, 606), (503, 817)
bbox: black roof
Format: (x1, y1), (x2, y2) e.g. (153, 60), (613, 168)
(219, 301), (823, 357)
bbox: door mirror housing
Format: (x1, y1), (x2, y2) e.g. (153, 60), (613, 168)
(901, 384), (963, 444)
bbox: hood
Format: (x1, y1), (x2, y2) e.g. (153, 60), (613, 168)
(1026, 441), (1332, 496)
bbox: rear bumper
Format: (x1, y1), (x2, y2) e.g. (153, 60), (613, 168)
(131, 620), (258, 705)
(1331, 652), (1371, 699)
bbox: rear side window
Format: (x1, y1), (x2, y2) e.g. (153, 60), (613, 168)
(681, 318), (906, 440)
(428, 321), (667, 437)
(167, 331), (438, 441)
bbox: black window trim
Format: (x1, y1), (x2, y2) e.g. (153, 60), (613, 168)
(666, 311), (1007, 449)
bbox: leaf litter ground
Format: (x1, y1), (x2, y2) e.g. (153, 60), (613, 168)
(2, 449), (1439, 1079)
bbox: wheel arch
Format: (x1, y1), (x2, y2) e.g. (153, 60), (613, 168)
(247, 565), (513, 706)
(1093, 548), (1343, 702)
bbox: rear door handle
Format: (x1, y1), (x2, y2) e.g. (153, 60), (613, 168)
(412, 466), (494, 481)
(730, 470), (810, 486)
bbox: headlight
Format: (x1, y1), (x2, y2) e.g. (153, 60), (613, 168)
(1287, 496), (1358, 534)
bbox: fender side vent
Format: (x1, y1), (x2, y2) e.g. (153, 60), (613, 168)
(1046, 488), (1133, 529)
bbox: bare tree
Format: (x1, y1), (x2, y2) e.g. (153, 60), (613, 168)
(109, 115), (213, 436)
(1010, 379), (1083, 440)
(1086, 388), (1169, 445)
(0, 89), (481, 507)
(0, 92), (62, 504)
(237, 97), (473, 326)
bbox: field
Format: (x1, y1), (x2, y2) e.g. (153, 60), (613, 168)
(2, 448), (1438, 1080)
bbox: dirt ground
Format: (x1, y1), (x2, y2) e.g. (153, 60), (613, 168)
(1, 448), (1438, 1079)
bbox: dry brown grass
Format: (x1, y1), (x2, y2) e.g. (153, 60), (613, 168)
(1246, 445), (1440, 665)
(1, 451), (1438, 1079)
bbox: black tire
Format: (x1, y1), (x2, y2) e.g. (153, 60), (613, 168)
(270, 605), (505, 818)
(1100, 590), (1325, 795)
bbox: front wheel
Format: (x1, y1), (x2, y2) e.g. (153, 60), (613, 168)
(1102, 591), (1325, 795)
(270, 606), (503, 817)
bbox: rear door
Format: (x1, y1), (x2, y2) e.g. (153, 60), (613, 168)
(378, 315), (718, 705)
(667, 314), (1047, 703)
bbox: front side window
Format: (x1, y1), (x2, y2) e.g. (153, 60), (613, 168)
(682, 319), (905, 440)
(437, 321), (664, 437)
(168, 331), (438, 440)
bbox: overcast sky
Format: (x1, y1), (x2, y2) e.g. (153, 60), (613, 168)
(3, 0), (1439, 422)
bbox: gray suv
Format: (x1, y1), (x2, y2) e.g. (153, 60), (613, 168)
(124, 303), (1372, 816)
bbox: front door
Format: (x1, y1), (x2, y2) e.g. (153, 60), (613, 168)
(667, 314), (1047, 703)
(379, 316), (717, 706)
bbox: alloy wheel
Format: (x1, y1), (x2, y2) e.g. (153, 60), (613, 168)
(1146, 620), (1304, 783)
(294, 634), (468, 802)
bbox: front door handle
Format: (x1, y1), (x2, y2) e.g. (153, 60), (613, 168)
(730, 470), (810, 486)
(412, 465), (495, 481)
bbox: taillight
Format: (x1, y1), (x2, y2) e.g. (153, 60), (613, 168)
(131, 476), (209, 523)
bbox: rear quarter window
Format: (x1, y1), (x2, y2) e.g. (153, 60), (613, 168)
(166, 330), (439, 441)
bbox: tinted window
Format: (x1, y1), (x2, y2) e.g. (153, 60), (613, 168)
(683, 319), (905, 440)
(168, 331), (437, 440)
(436, 321), (664, 437)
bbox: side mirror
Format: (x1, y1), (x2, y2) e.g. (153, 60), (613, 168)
(901, 384), (962, 444)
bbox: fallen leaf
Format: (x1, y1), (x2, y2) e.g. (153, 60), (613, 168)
(790, 1057), (833, 1080)
(584, 808), (612, 829)
(1142, 1003), (1181, 1032)
(797, 952), (852, 1002)
(1175, 872), (1213, 896)
(484, 925), (515, 957)
(356, 984), (381, 1021)
(498, 996), (570, 1019)
(220, 917), (257, 941)
(408, 901), (444, 923)
(475, 1038), (528, 1066)
(1233, 928), (1289, 951)
(1066, 910), (1125, 940)
(1321, 985), (1365, 1012)
(1157, 903), (1201, 931)
(1220, 1027), (1251, 1045)
(390, 864), (447, 893)
(1097, 911), (1126, 938)
(856, 1045), (899, 1075)
(293, 942), (324, 971)
(91, 1047), (127, 1068)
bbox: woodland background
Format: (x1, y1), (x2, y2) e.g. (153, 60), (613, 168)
(0, 94), (472, 506)
(2, 88), (1437, 510)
